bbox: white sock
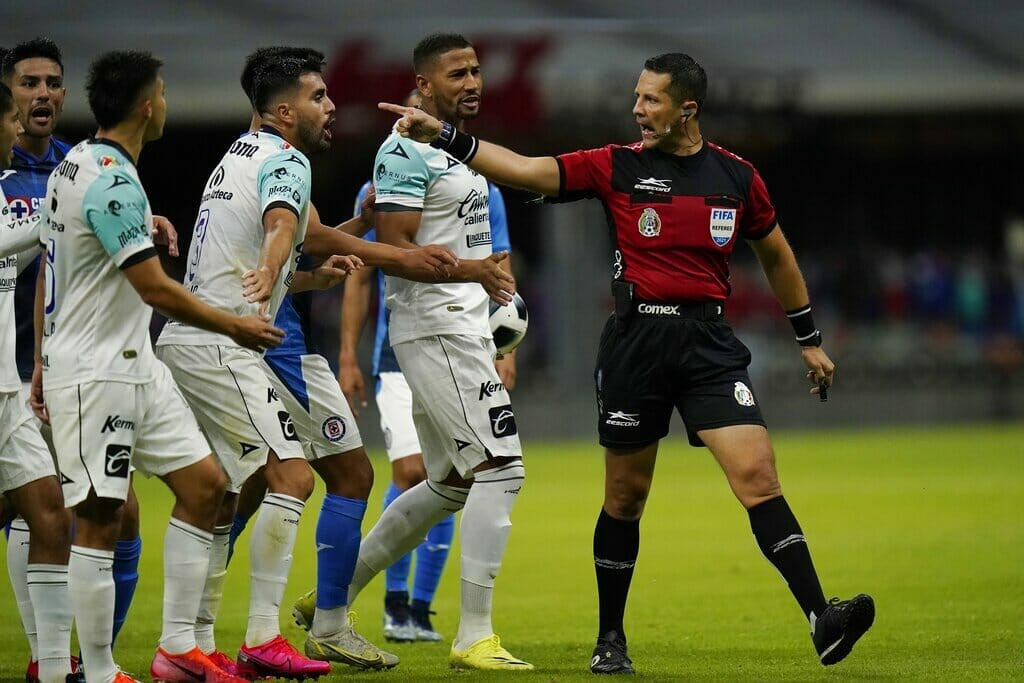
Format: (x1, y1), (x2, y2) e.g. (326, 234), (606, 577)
(246, 493), (304, 647)
(454, 462), (524, 650)
(160, 518), (213, 654)
(311, 605), (347, 638)
(348, 481), (468, 606)
(27, 563), (72, 683)
(7, 518), (37, 661)
(70, 546), (117, 682)
(195, 524), (231, 654)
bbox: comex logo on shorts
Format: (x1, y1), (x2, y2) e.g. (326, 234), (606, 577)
(488, 405), (517, 438)
(105, 444), (132, 478)
(321, 416), (346, 442)
(605, 410), (640, 427)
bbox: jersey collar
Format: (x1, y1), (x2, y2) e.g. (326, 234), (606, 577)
(88, 137), (136, 167)
(258, 124), (285, 140)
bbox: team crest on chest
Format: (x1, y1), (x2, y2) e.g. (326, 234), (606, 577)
(637, 207), (661, 238)
(709, 208), (736, 247)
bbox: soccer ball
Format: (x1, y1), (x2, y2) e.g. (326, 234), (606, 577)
(489, 292), (529, 354)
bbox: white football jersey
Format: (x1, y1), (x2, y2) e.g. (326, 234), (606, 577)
(40, 139), (159, 389)
(0, 185), (21, 392)
(157, 128), (311, 349)
(373, 129), (493, 346)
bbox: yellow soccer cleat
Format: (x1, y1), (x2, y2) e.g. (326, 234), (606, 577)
(291, 588), (316, 631)
(304, 612), (399, 670)
(449, 634), (534, 671)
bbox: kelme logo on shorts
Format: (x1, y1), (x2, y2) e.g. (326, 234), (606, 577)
(321, 416), (347, 442)
(734, 381), (756, 407)
(488, 405), (517, 438)
(104, 444), (132, 478)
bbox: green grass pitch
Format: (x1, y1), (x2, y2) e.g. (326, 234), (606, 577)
(2, 424), (1022, 680)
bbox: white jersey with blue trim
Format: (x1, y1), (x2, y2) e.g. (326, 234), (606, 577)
(157, 127), (311, 349)
(373, 129), (493, 346)
(40, 139), (159, 389)
(0, 184), (22, 391)
(355, 178), (511, 377)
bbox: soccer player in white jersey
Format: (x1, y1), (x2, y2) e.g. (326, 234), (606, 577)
(334, 33), (532, 671)
(0, 80), (75, 683)
(154, 51), (340, 680)
(35, 51), (282, 683)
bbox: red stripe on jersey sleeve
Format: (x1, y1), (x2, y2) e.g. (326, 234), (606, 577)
(740, 167), (777, 239)
(556, 145), (614, 197)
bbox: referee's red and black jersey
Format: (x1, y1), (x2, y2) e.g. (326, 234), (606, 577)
(556, 141), (777, 302)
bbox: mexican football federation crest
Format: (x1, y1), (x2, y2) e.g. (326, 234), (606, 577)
(638, 207), (661, 237)
(733, 381), (756, 407)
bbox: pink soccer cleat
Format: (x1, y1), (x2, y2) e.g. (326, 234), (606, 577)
(151, 647), (248, 682)
(205, 650), (239, 676)
(236, 635), (331, 680)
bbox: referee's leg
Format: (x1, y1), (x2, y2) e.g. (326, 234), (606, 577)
(700, 424), (874, 665)
(590, 442), (657, 674)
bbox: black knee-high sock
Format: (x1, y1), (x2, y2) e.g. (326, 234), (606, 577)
(593, 509), (639, 639)
(748, 495), (828, 620)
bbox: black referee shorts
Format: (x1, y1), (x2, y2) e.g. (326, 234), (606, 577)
(594, 309), (765, 449)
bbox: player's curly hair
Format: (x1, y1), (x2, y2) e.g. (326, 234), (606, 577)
(413, 33), (473, 73)
(644, 53), (707, 116)
(1, 36), (63, 80)
(86, 50), (163, 129)
(241, 46), (325, 109)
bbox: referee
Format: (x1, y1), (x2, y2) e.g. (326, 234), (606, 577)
(380, 53), (873, 674)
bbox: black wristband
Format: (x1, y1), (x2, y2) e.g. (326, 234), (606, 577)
(429, 120), (479, 163)
(786, 305), (821, 346)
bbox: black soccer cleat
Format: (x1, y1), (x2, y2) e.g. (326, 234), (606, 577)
(811, 594), (875, 665)
(590, 631), (635, 675)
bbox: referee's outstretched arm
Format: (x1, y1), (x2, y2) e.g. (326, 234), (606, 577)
(378, 102), (560, 196)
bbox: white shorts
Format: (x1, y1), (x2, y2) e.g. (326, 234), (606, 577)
(44, 362), (210, 507)
(0, 391), (56, 494)
(375, 372), (422, 462)
(261, 353), (363, 460)
(156, 344), (305, 492)
(392, 335), (522, 481)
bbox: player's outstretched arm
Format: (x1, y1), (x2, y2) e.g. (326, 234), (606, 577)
(303, 219), (458, 283)
(122, 256), (284, 351)
(377, 209), (514, 304)
(339, 262), (373, 415)
(748, 224), (834, 394)
(289, 254), (363, 293)
(378, 102), (561, 196)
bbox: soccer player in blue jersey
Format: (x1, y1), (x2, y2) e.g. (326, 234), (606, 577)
(334, 166), (516, 643)
(1, 37), (143, 678)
